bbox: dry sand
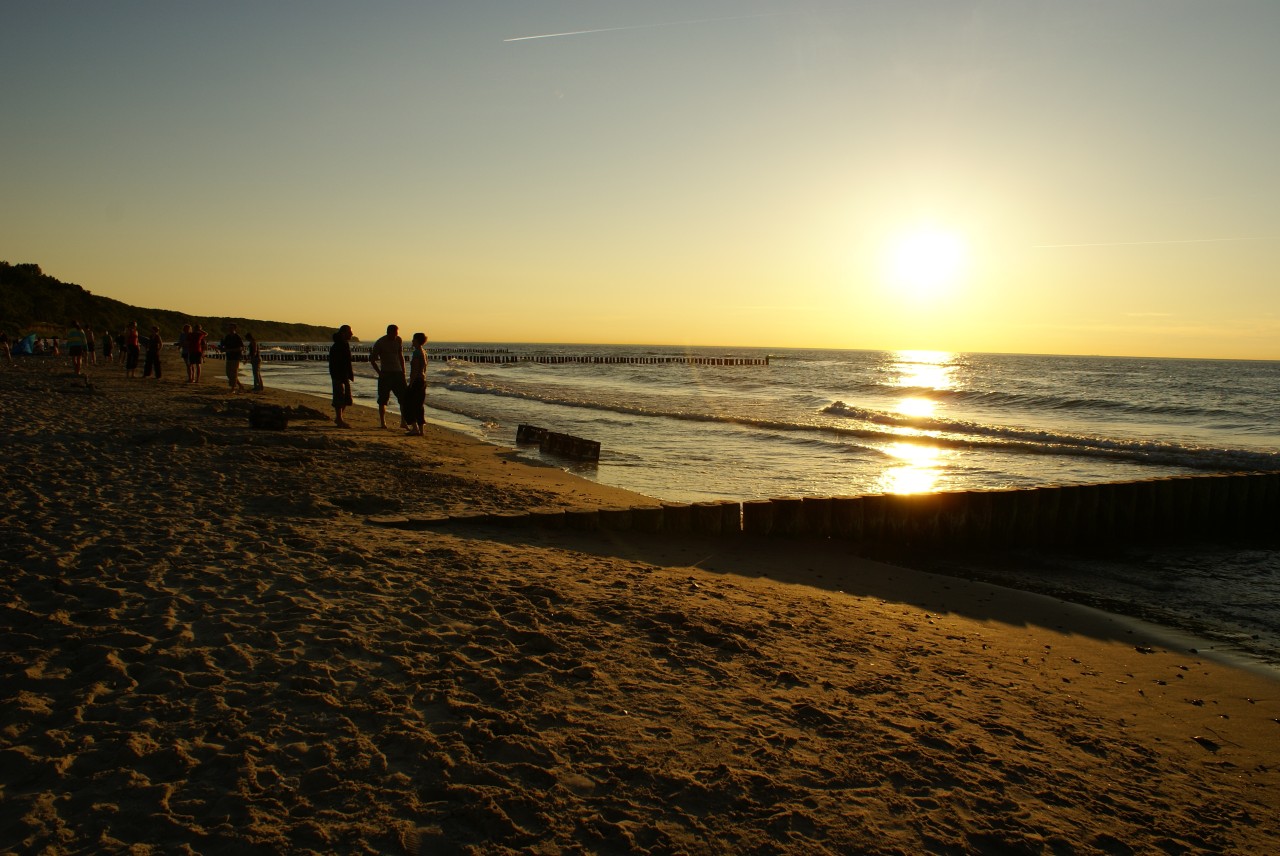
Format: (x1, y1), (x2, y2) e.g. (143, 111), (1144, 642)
(2, 350), (1277, 854)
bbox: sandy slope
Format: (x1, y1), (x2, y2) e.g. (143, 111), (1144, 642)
(2, 352), (1277, 854)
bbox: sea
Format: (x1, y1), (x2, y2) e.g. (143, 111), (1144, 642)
(256, 343), (1280, 670)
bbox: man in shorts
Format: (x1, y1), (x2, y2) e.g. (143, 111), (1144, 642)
(188, 324), (207, 383)
(368, 323), (407, 429)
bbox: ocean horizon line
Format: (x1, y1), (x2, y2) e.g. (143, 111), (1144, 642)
(271, 339), (1280, 364)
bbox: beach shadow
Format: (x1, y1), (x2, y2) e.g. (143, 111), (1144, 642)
(425, 522), (1202, 655)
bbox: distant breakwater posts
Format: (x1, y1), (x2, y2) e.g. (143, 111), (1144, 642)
(206, 347), (769, 366)
(367, 472), (1280, 550)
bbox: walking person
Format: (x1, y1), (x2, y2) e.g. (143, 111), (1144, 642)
(85, 326), (96, 365)
(220, 323), (245, 392)
(101, 329), (113, 364)
(369, 324), (407, 429)
(403, 332), (428, 435)
(142, 326), (163, 379)
(247, 332), (264, 392)
(65, 321), (88, 375)
(328, 325), (355, 428)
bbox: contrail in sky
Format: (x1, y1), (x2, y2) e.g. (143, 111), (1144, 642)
(504, 13), (779, 42)
(1033, 236), (1275, 248)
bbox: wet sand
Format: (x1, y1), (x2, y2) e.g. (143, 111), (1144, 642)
(2, 351), (1277, 854)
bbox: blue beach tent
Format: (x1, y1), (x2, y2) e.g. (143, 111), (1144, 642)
(12, 333), (36, 356)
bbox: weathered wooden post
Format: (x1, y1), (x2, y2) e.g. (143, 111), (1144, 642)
(829, 496), (864, 540)
(717, 501), (740, 535)
(598, 507), (633, 531)
(960, 490), (993, 547)
(631, 505), (663, 533)
(1072, 484), (1101, 545)
(529, 508), (566, 528)
(1128, 480), (1157, 539)
(1110, 481), (1139, 540)
(692, 502), (724, 535)
(661, 502), (693, 534)
(564, 508), (599, 531)
(1202, 474), (1232, 537)
(742, 500), (774, 535)
(1224, 473), (1252, 536)
(1050, 484), (1079, 546)
(987, 489), (1017, 546)
(801, 497), (833, 537)
(859, 494), (888, 544)
(770, 497), (805, 536)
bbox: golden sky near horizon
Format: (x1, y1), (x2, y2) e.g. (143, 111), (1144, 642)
(2, 2), (1277, 359)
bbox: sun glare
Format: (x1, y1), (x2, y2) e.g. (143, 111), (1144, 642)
(884, 227), (968, 295)
(878, 442), (945, 494)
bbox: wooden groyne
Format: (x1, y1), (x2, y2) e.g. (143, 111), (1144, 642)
(516, 424), (601, 462)
(368, 472), (1280, 549)
(205, 348), (768, 366)
(443, 354), (770, 366)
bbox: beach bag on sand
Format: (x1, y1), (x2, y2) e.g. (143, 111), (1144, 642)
(249, 403), (289, 430)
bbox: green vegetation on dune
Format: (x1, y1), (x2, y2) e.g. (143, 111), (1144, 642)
(0, 262), (337, 342)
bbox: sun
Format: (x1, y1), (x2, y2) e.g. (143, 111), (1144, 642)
(884, 227), (968, 296)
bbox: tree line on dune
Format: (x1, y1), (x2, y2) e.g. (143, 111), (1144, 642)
(0, 262), (336, 342)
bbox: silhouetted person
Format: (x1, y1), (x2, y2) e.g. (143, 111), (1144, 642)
(143, 326), (163, 379)
(123, 322), (141, 378)
(188, 324), (208, 383)
(328, 325), (354, 428)
(369, 323), (406, 429)
(403, 332), (428, 435)
(66, 321), (88, 375)
(247, 332), (264, 392)
(220, 323), (245, 392)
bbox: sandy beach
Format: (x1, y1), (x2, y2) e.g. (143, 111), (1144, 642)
(2, 350), (1277, 855)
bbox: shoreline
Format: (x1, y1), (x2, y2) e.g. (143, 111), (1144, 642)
(3, 350), (1278, 853)
(260, 354), (1280, 674)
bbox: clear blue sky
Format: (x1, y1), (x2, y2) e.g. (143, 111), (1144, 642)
(3, 1), (1277, 357)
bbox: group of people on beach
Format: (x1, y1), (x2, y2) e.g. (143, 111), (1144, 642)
(11, 318), (429, 431)
(328, 323), (428, 435)
(173, 321), (264, 392)
(27, 320), (266, 393)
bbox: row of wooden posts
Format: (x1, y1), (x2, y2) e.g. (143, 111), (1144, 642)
(370, 471), (1280, 548)
(205, 350), (768, 366)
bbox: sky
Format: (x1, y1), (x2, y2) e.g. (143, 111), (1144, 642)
(2, 1), (1278, 359)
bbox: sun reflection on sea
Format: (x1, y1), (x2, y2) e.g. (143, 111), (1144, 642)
(890, 350), (956, 391)
(896, 396), (936, 418)
(876, 441), (945, 494)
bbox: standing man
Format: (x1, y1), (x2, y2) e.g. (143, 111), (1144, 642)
(220, 323), (245, 392)
(188, 323), (207, 383)
(328, 324), (355, 428)
(142, 325), (163, 379)
(123, 322), (141, 378)
(368, 323), (407, 430)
